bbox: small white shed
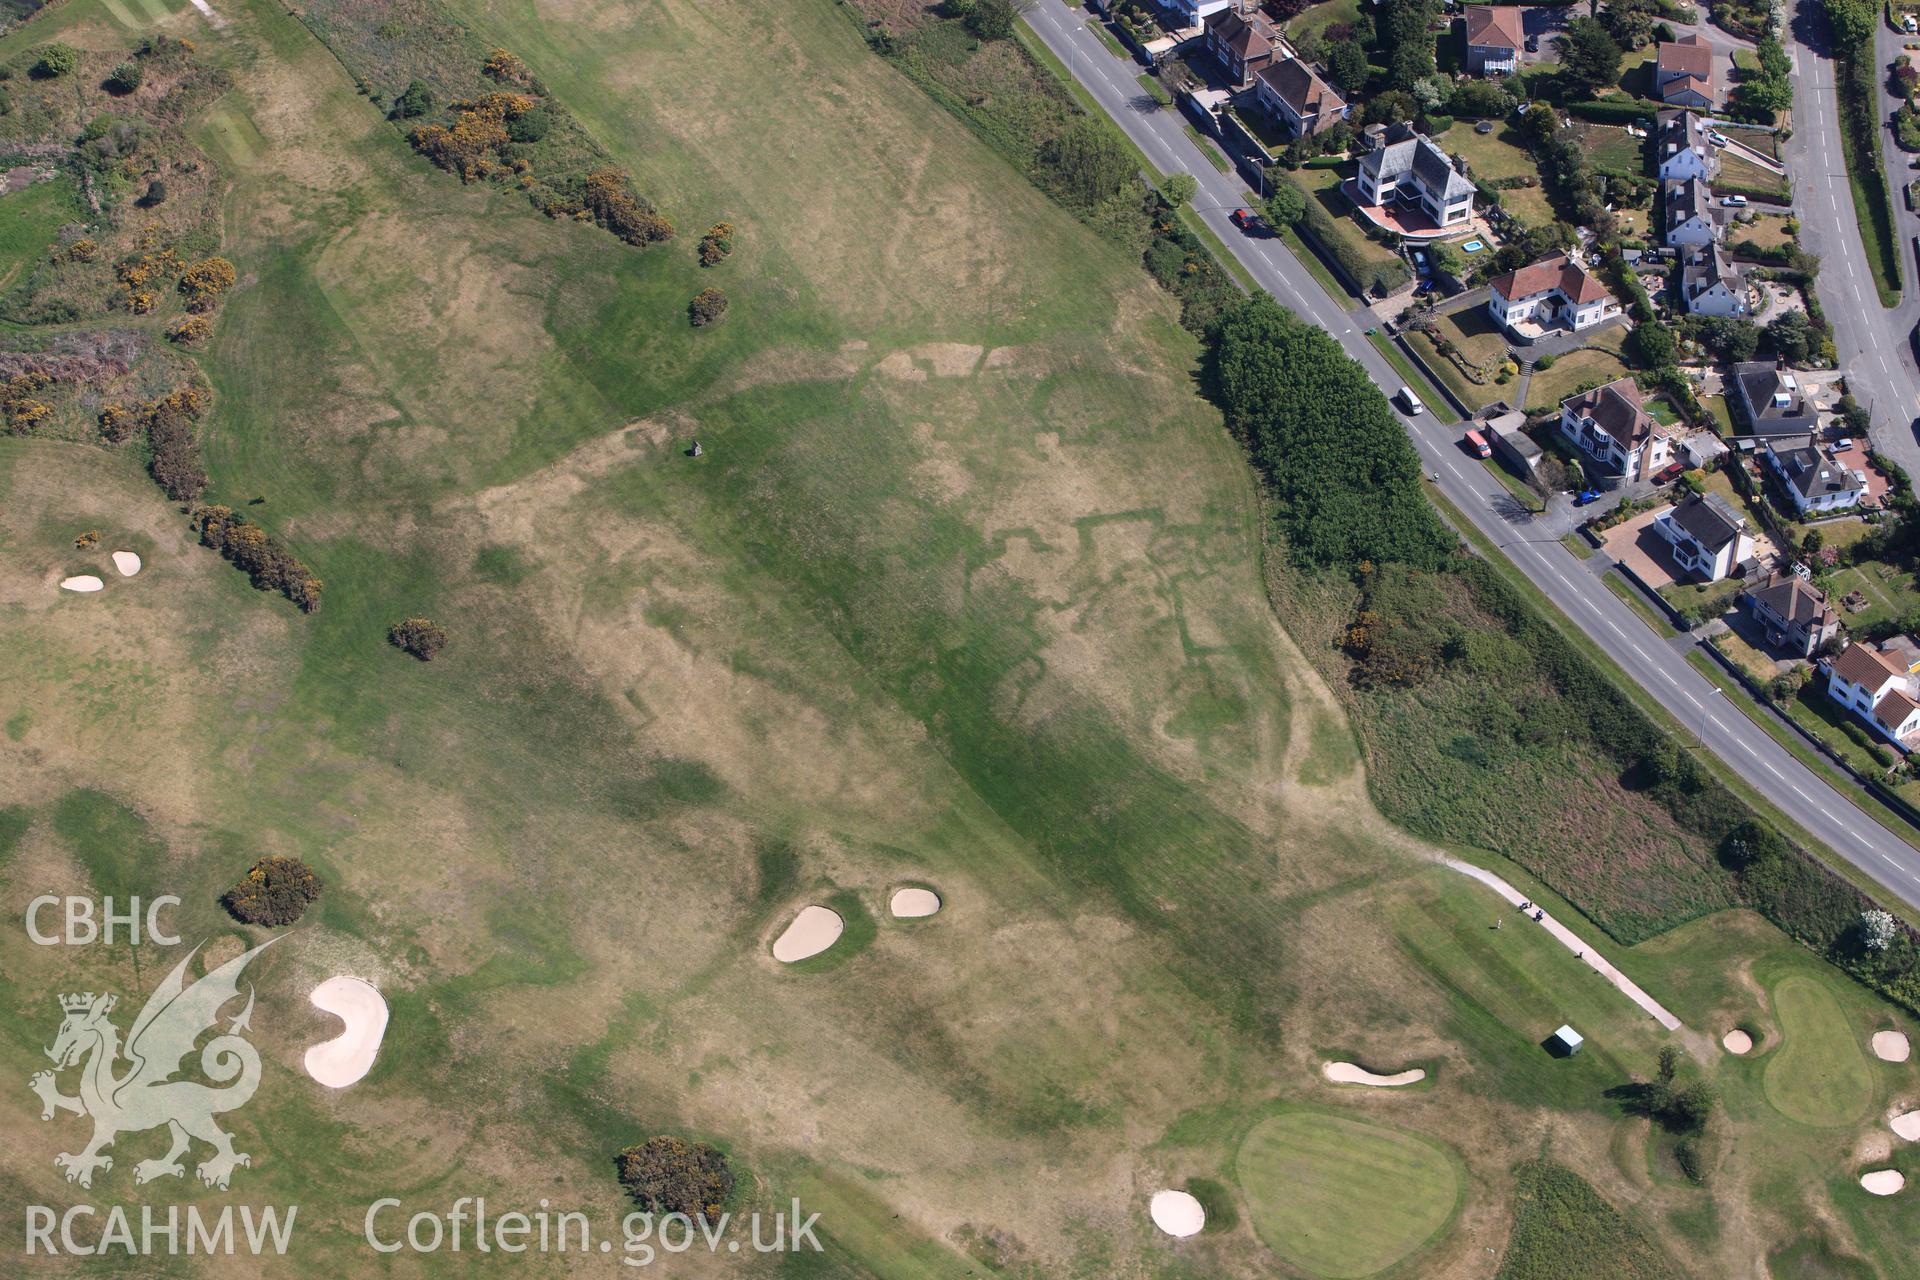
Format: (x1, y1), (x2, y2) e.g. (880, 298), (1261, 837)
(1550, 1024), (1584, 1056)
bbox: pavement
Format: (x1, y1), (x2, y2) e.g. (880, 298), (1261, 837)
(1022, 0), (1920, 909)
(1438, 856), (1685, 1030)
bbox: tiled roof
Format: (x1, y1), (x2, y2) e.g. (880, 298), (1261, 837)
(1465, 5), (1524, 49)
(1664, 492), (1745, 552)
(1831, 640), (1902, 689)
(1561, 376), (1650, 450)
(1258, 58), (1344, 119)
(1747, 575), (1835, 629)
(1490, 253), (1613, 305)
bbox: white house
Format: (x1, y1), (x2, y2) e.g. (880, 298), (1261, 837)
(1159, 0), (1235, 27)
(1557, 377), (1672, 483)
(1826, 640), (1920, 751)
(1764, 437), (1868, 515)
(1355, 123), (1476, 227)
(1655, 34), (1716, 109)
(1653, 492), (1754, 583)
(1486, 254), (1621, 339)
(1681, 246), (1747, 317)
(1655, 110), (1717, 182)
(1664, 177), (1718, 247)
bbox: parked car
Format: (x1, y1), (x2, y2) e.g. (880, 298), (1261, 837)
(1705, 130), (1730, 148)
(1654, 462), (1685, 485)
(1837, 437), (1855, 451)
(1721, 194), (1749, 207)
(1573, 488), (1602, 506)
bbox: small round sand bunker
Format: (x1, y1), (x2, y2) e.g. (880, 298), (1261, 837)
(1872, 1031), (1911, 1063)
(889, 887), (941, 918)
(1722, 1030), (1754, 1055)
(111, 550), (142, 577)
(1892, 1110), (1920, 1142)
(304, 976), (389, 1089)
(1148, 1189), (1205, 1238)
(1323, 1061), (1425, 1087)
(772, 905), (844, 962)
(1860, 1169), (1905, 1196)
(59, 575), (104, 593)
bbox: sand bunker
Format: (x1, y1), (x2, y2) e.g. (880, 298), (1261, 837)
(772, 905), (844, 962)
(1148, 1190), (1205, 1238)
(59, 575), (104, 593)
(304, 977), (389, 1089)
(1323, 1061), (1426, 1088)
(1872, 1031), (1912, 1063)
(111, 550), (142, 576)
(889, 887), (942, 919)
(1722, 1030), (1754, 1055)
(1892, 1110), (1920, 1142)
(1860, 1170), (1906, 1196)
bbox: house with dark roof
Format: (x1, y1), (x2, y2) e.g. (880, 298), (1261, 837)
(1464, 5), (1524, 75)
(1742, 573), (1839, 658)
(1254, 57), (1349, 139)
(1656, 34), (1716, 109)
(1204, 3), (1279, 89)
(1664, 177), (1718, 247)
(1653, 492), (1754, 582)
(1681, 245), (1747, 318)
(1354, 123), (1475, 227)
(1729, 361), (1821, 437)
(1486, 253), (1621, 339)
(1764, 437), (1868, 515)
(1656, 110), (1717, 182)
(1825, 638), (1920, 749)
(1557, 377), (1674, 483)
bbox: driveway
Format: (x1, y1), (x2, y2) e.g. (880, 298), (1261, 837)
(1602, 505), (1686, 589)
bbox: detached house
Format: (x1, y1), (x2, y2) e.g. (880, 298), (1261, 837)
(1825, 639), (1920, 750)
(1557, 377), (1673, 483)
(1464, 5), (1524, 75)
(1160, 0), (1236, 29)
(1664, 177), (1718, 247)
(1764, 437), (1869, 515)
(1743, 574), (1839, 658)
(1656, 34), (1716, 109)
(1682, 246), (1747, 318)
(1730, 361), (1821, 437)
(1654, 492), (1755, 583)
(1656, 110), (1717, 182)
(1355, 123), (1475, 227)
(1486, 254), (1621, 340)
(1204, 3), (1279, 89)
(1255, 57), (1349, 139)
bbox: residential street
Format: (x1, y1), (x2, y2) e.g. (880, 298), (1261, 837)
(1022, 0), (1920, 908)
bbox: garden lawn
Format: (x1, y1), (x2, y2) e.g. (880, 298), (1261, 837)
(1238, 1108), (1462, 1278)
(1717, 150), (1790, 200)
(0, 173), (80, 293)
(1445, 124), (1555, 225)
(1825, 556), (1920, 630)
(1525, 347), (1632, 413)
(1734, 212), (1796, 250)
(1762, 975), (1875, 1127)
(1281, 164), (1407, 273)
(1572, 122), (1646, 176)
(1285, 0), (1364, 46)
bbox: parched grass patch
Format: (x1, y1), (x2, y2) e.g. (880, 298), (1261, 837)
(1763, 975), (1874, 1127)
(1571, 122), (1646, 177)
(1717, 150), (1790, 200)
(1446, 125), (1555, 225)
(1237, 1109), (1461, 1278)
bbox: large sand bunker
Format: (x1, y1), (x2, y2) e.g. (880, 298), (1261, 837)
(889, 887), (941, 918)
(1323, 1061), (1426, 1087)
(773, 905), (844, 962)
(1148, 1190), (1205, 1238)
(1872, 1031), (1911, 1063)
(59, 575), (103, 592)
(304, 976), (389, 1089)
(1892, 1110), (1920, 1142)
(1722, 1030), (1754, 1055)
(1860, 1170), (1906, 1196)
(111, 550), (142, 576)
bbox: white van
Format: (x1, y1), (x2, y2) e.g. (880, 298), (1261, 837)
(1397, 386), (1425, 416)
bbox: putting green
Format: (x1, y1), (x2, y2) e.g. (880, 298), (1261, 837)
(1237, 1110), (1461, 1278)
(1763, 975), (1873, 1127)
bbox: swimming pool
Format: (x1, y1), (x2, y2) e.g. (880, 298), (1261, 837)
(1461, 239), (1486, 253)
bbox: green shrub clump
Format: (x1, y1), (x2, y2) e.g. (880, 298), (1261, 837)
(689, 287), (728, 327)
(221, 855), (324, 927)
(389, 617), (448, 661)
(615, 1137), (734, 1219)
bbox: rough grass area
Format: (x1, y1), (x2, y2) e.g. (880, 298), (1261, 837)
(1762, 975), (1874, 1127)
(1495, 1159), (1685, 1280)
(1446, 125), (1555, 225)
(1716, 150), (1791, 200)
(1526, 346), (1633, 413)
(1281, 164), (1405, 272)
(0, 173), (81, 293)
(1238, 1109), (1461, 1277)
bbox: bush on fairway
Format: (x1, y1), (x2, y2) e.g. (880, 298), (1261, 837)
(689, 288), (728, 327)
(221, 855), (324, 927)
(389, 617), (449, 661)
(1762, 975), (1874, 1127)
(615, 1137), (734, 1219)
(1237, 1110), (1460, 1277)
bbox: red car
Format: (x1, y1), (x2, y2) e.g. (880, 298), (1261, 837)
(1654, 462), (1686, 485)
(1230, 208), (1256, 231)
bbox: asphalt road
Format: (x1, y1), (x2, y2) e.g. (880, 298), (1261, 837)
(1022, 0), (1920, 908)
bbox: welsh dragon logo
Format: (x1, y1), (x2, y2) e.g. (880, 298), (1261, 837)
(29, 938), (276, 1190)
